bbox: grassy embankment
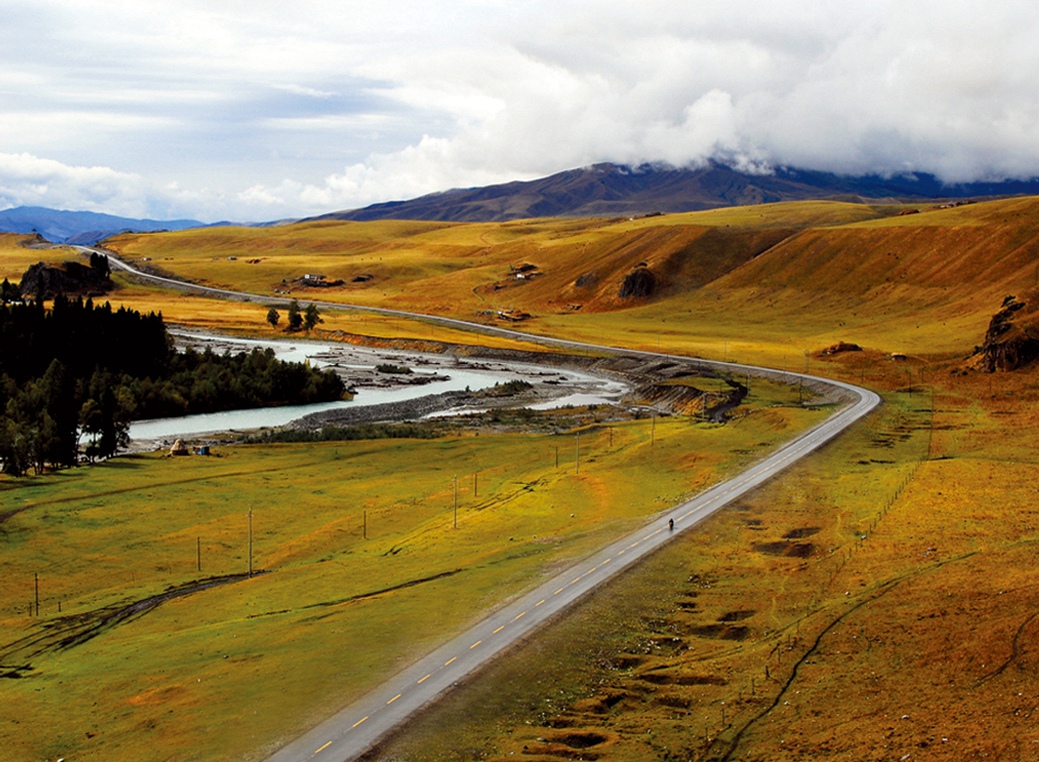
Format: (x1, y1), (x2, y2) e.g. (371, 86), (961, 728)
(0, 377), (821, 761)
(102, 202), (890, 350)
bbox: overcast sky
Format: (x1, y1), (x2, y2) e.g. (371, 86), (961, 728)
(1, 0), (1037, 222)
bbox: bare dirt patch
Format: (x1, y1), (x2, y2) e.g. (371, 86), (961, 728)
(752, 540), (817, 558)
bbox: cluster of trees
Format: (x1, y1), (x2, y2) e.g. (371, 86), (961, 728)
(0, 295), (345, 476)
(127, 346), (346, 419)
(87, 251), (110, 277)
(484, 379), (534, 397)
(0, 278), (20, 303)
(265, 299), (322, 333)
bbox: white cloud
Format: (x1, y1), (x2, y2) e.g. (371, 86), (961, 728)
(2, 1), (1039, 220)
(272, 84), (341, 100)
(0, 153), (150, 216)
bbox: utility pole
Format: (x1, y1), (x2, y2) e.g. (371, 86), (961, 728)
(248, 509), (253, 578)
(928, 387), (935, 460)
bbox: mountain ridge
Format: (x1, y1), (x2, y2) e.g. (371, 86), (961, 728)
(6, 162), (1039, 242)
(0, 206), (207, 245)
(314, 162), (1039, 223)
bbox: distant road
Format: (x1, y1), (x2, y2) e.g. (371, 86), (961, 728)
(79, 246), (881, 762)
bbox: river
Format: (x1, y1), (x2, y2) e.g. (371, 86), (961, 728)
(127, 333), (625, 442)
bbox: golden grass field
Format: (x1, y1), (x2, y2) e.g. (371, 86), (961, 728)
(95, 197), (1039, 366)
(3, 195), (1039, 761)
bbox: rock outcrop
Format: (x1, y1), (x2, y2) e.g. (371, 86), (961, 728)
(969, 294), (1039, 372)
(618, 266), (655, 298)
(19, 260), (113, 299)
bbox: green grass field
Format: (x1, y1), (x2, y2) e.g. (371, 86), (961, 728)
(0, 378), (822, 761)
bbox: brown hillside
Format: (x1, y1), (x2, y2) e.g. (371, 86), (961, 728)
(106, 202), (878, 322)
(722, 207), (1039, 298)
(102, 197), (1039, 359)
(518, 225), (797, 314)
(661, 197), (1039, 355)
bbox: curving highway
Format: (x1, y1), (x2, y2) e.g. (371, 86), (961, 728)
(79, 246), (880, 762)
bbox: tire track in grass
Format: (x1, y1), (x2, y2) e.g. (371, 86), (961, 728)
(977, 605), (1039, 685)
(0, 572), (260, 663)
(0, 461), (350, 511)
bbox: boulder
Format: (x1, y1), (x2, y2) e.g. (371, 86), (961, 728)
(820, 341), (862, 356)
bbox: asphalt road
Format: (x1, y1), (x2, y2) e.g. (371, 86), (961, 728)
(80, 246), (881, 761)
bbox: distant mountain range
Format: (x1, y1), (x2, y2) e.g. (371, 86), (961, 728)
(0, 206), (207, 245)
(315, 162), (1039, 223)
(5, 163), (1039, 242)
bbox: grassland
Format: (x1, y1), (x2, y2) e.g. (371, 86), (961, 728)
(371, 359), (1039, 762)
(101, 201), (895, 323)
(0, 380), (822, 762)
(4, 196), (1039, 761)
(95, 197), (1039, 368)
(14, 198), (1037, 366)
(0, 234), (550, 354)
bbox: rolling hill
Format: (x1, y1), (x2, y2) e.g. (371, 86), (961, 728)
(102, 196), (1039, 364)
